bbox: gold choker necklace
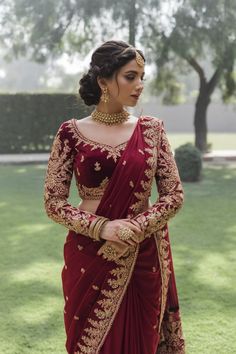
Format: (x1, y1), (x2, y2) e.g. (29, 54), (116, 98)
(91, 109), (130, 126)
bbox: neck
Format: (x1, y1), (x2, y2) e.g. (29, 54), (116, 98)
(96, 102), (125, 114)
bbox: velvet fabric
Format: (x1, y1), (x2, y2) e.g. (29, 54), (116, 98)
(61, 116), (185, 354)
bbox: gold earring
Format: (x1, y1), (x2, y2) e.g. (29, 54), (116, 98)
(100, 87), (110, 103)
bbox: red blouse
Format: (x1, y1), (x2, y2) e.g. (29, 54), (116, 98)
(69, 118), (129, 200)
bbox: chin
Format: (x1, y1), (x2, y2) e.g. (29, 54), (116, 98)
(125, 102), (137, 107)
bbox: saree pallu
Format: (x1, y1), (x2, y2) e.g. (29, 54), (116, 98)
(61, 117), (185, 354)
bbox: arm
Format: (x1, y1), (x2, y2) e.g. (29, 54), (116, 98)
(132, 120), (184, 237)
(44, 121), (108, 239)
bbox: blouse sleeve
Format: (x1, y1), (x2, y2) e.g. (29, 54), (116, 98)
(132, 120), (184, 237)
(43, 121), (99, 236)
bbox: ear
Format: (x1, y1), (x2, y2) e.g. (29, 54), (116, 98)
(97, 76), (107, 90)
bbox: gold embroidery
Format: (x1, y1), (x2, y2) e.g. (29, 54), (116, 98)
(81, 155), (85, 162)
(69, 118), (127, 163)
(92, 285), (99, 291)
(94, 161), (101, 171)
(44, 122), (98, 236)
(129, 180), (134, 188)
(80, 268), (85, 273)
(122, 160), (127, 165)
(76, 245), (140, 353)
(74, 315), (80, 320)
(77, 244), (84, 250)
(77, 177), (109, 200)
(133, 118), (184, 236)
(76, 167), (80, 176)
(157, 310), (185, 354)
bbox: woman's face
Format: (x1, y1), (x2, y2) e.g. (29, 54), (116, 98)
(100, 58), (145, 107)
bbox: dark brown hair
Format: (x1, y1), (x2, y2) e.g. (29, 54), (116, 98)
(78, 40), (145, 106)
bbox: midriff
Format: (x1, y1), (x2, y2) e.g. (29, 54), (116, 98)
(78, 198), (152, 215)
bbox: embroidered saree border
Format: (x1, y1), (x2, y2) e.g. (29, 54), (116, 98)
(75, 246), (139, 354)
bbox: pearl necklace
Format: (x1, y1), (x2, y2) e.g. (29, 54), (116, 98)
(91, 109), (130, 126)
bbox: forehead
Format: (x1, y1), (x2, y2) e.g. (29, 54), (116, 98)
(119, 59), (145, 74)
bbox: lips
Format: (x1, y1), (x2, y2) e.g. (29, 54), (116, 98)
(131, 95), (140, 99)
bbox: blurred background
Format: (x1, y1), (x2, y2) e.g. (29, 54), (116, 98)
(0, 1), (235, 353)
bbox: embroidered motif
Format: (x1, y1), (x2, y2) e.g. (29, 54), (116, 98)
(77, 245), (140, 353)
(44, 122), (98, 235)
(77, 177), (109, 200)
(157, 310), (185, 354)
(129, 180), (134, 188)
(69, 118), (127, 163)
(133, 118), (184, 236)
(92, 285), (99, 291)
(94, 161), (101, 171)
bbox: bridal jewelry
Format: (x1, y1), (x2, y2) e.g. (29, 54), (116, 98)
(91, 109), (130, 126)
(118, 227), (135, 241)
(100, 87), (110, 103)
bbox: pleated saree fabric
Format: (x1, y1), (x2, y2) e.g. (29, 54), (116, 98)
(44, 115), (186, 354)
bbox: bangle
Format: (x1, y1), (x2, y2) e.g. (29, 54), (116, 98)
(89, 216), (109, 241)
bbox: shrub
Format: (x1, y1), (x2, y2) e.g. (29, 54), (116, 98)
(175, 143), (202, 182)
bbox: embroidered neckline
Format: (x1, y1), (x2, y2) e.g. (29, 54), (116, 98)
(70, 116), (141, 152)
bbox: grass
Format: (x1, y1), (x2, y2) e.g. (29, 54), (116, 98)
(0, 163), (235, 353)
(167, 133), (236, 150)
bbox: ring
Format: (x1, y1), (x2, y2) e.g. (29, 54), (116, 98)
(118, 227), (134, 241)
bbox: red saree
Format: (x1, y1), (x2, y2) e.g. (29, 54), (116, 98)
(60, 116), (185, 354)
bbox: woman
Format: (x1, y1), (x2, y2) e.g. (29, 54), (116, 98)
(44, 40), (185, 354)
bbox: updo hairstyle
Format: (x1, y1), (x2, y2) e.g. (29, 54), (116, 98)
(79, 40), (145, 106)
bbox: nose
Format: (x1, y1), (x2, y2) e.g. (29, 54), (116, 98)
(136, 78), (144, 90)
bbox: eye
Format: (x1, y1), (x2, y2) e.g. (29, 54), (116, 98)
(125, 76), (135, 81)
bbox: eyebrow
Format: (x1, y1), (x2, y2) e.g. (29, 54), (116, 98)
(124, 70), (145, 75)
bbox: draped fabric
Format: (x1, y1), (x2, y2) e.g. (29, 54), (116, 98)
(60, 116), (185, 354)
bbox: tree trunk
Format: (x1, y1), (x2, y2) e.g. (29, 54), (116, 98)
(128, 0), (136, 46)
(194, 91), (211, 152)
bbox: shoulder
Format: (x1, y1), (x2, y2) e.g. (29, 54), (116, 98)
(140, 115), (164, 132)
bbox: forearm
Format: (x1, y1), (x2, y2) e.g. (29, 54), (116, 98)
(132, 183), (184, 237)
(132, 120), (184, 237)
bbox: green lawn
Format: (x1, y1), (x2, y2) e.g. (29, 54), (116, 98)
(168, 133), (236, 150)
(0, 163), (235, 353)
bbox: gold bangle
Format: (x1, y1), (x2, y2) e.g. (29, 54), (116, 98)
(89, 216), (109, 241)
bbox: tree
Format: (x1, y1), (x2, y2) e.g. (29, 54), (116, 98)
(1, 0), (235, 152)
(144, 0), (236, 151)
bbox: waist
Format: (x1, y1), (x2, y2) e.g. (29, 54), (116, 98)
(78, 198), (152, 215)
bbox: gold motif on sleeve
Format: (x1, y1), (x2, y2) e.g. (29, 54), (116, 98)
(44, 123), (98, 236)
(132, 118), (184, 235)
(77, 177), (109, 200)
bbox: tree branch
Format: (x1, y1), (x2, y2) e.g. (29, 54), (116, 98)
(207, 66), (223, 96)
(186, 56), (206, 83)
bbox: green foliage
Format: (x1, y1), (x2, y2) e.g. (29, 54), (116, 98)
(0, 94), (92, 153)
(175, 143), (202, 182)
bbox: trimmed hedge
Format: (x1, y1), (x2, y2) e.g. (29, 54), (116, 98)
(175, 143), (202, 182)
(0, 93), (92, 153)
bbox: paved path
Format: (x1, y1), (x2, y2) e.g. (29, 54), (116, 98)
(0, 150), (236, 165)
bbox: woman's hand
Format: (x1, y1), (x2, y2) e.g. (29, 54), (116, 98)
(97, 218), (145, 262)
(99, 218), (144, 246)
